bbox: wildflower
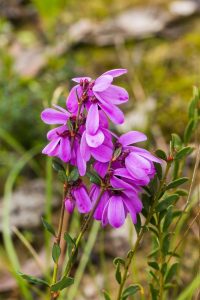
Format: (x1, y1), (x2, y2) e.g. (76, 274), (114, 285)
(66, 69), (129, 124)
(65, 182), (91, 214)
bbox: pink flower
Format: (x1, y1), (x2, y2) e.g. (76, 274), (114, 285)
(65, 183), (92, 214)
(66, 69), (128, 125)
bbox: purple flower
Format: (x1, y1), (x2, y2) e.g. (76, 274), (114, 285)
(65, 182), (92, 214)
(115, 131), (161, 185)
(90, 182), (142, 228)
(66, 69), (128, 125)
(41, 105), (87, 175)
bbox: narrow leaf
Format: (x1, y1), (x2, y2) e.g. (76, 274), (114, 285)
(155, 149), (167, 161)
(166, 177), (188, 190)
(122, 284), (141, 299)
(175, 147), (193, 160)
(148, 261), (159, 271)
(165, 263), (179, 283)
(68, 168), (79, 182)
(52, 243), (61, 263)
(52, 159), (65, 172)
(156, 194), (179, 212)
(115, 262), (122, 284)
(103, 290), (112, 300)
(50, 276), (74, 292)
(18, 272), (49, 287)
(41, 217), (56, 236)
(64, 232), (76, 257)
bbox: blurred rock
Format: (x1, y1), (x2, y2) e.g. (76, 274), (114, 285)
(91, 7), (171, 46)
(169, 0), (199, 16)
(0, 179), (60, 231)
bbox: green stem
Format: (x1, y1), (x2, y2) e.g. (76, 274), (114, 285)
(51, 183), (68, 298)
(64, 188), (105, 277)
(116, 163), (171, 300)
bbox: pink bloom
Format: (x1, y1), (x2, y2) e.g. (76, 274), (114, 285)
(66, 69), (128, 125)
(65, 183), (92, 214)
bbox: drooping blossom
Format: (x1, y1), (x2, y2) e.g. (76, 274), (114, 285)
(66, 69), (129, 125)
(65, 182), (91, 214)
(90, 180), (142, 228)
(89, 130), (162, 228)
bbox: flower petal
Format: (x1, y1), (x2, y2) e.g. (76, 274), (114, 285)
(108, 196), (125, 228)
(110, 176), (138, 193)
(66, 85), (81, 113)
(97, 99), (124, 124)
(86, 130), (104, 148)
(94, 191), (109, 220)
(130, 146), (162, 164)
(119, 131), (147, 146)
(97, 85), (128, 105)
(86, 103), (99, 135)
(73, 186), (92, 213)
(123, 197), (137, 223)
(47, 125), (67, 140)
(102, 69), (127, 78)
(94, 161), (108, 178)
(41, 108), (68, 124)
(80, 131), (91, 161)
(102, 201), (109, 227)
(59, 137), (71, 162)
(72, 77), (91, 83)
(93, 75), (113, 92)
(76, 144), (86, 176)
(125, 153), (150, 181)
(65, 198), (75, 214)
(42, 138), (61, 155)
(90, 144), (112, 162)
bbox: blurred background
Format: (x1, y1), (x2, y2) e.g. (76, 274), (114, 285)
(0, 0), (199, 299)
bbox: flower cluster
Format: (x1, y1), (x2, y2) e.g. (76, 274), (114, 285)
(41, 69), (161, 228)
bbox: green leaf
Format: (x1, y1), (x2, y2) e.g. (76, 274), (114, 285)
(150, 284), (159, 300)
(165, 263), (179, 283)
(161, 263), (167, 275)
(155, 163), (162, 180)
(162, 206), (173, 232)
(134, 214), (142, 235)
(67, 119), (73, 132)
(115, 262), (122, 284)
(156, 194), (179, 212)
(52, 159), (65, 172)
(155, 149), (167, 161)
(113, 147), (122, 160)
(175, 147), (193, 160)
(18, 272), (49, 287)
(171, 133), (182, 151)
(68, 168), (79, 182)
(64, 232), (76, 257)
(57, 170), (68, 183)
(184, 120), (195, 144)
(175, 189), (188, 196)
(148, 261), (160, 271)
(87, 171), (101, 185)
(113, 257), (125, 267)
(148, 247), (159, 258)
(50, 276), (74, 292)
(52, 243), (61, 263)
(166, 177), (188, 190)
(122, 284), (141, 299)
(103, 290), (112, 300)
(41, 217), (56, 236)
(162, 233), (171, 255)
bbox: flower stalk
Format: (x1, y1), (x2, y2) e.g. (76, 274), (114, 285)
(116, 162), (171, 300)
